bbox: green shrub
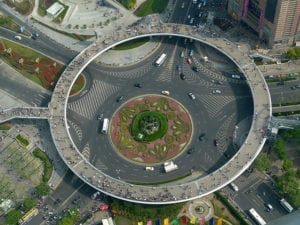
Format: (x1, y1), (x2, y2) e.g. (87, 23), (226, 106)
(131, 111), (168, 142)
(16, 134), (29, 146)
(33, 147), (53, 182)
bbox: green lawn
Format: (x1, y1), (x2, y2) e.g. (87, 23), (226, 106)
(135, 0), (169, 17)
(0, 122), (13, 130)
(16, 134), (29, 146)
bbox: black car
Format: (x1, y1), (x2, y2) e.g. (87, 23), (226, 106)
(116, 95), (124, 102)
(214, 139), (219, 146)
(187, 147), (195, 154)
(192, 66), (199, 72)
(97, 114), (104, 120)
(31, 32), (39, 40)
(180, 73), (186, 80)
(199, 133), (206, 141)
(134, 83), (142, 88)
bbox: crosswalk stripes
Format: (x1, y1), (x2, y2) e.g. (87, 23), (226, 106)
(80, 143), (90, 160)
(215, 114), (235, 153)
(198, 94), (236, 119)
(192, 56), (246, 85)
(91, 157), (108, 171)
(68, 80), (119, 119)
(155, 48), (177, 82)
(97, 63), (153, 79)
(67, 121), (83, 142)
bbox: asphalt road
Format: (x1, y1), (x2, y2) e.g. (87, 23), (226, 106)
(224, 170), (289, 225)
(67, 36), (253, 183)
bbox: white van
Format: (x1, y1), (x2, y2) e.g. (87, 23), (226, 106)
(230, 183), (239, 191)
(14, 35), (22, 40)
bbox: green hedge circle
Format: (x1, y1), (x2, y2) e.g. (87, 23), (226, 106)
(131, 110), (168, 142)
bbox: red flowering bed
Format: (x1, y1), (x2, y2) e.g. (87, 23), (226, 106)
(110, 95), (192, 164)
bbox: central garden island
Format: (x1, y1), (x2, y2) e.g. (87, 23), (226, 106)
(110, 95), (193, 164)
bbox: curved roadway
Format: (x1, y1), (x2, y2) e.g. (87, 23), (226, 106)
(46, 15), (272, 204)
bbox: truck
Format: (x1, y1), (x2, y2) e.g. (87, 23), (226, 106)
(163, 161), (178, 173)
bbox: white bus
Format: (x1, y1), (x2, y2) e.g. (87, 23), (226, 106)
(101, 118), (109, 134)
(155, 53), (167, 66)
(280, 198), (293, 213)
(248, 208), (266, 225)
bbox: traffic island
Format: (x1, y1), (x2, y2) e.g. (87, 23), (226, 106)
(110, 95), (193, 164)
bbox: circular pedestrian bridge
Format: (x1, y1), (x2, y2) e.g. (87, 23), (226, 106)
(49, 15), (272, 204)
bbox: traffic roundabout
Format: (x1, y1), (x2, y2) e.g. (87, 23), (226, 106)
(48, 16), (272, 204)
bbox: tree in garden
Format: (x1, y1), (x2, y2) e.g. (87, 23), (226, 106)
(58, 216), (73, 225)
(5, 209), (22, 225)
(35, 182), (50, 197)
(277, 169), (299, 196)
(282, 159), (293, 171)
(253, 153), (271, 171)
(22, 197), (36, 211)
(274, 138), (287, 160)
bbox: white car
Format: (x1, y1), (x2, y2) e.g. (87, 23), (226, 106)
(145, 166), (154, 171)
(232, 74), (241, 79)
(161, 90), (170, 96)
(212, 89), (222, 94)
(14, 35), (22, 40)
(188, 92), (196, 100)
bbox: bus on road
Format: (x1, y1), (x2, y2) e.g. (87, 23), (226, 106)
(280, 198), (293, 213)
(18, 208), (39, 225)
(101, 118), (109, 134)
(155, 53), (167, 66)
(248, 208), (266, 225)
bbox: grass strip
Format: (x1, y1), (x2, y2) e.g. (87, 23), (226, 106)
(135, 0), (169, 17)
(215, 192), (249, 225)
(16, 134), (29, 146)
(33, 147), (53, 182)
(113, 37), (149, 50)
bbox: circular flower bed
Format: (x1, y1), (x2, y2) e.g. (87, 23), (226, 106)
(110, 95), (192, 164)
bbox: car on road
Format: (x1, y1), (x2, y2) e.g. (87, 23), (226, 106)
(180, 73), (186, 80)
(177, 64), (182, 71)
(31, 32), (39, 40)
(161, 90), (170, 96)
(266, 203), (273, 212)
(14, 35), (22, 40)
(187, 57), (192, 64)
(116, 95), (124, 102)
(215, 80), (223, 85)
(145, 166), (154, 171)
(231, 74), (241, 79)
(192, 66), (199, 72)
(181, 2), (185, 8)
(212, 89), (222, 94)
(199, 133), (206, 141)
(134, 83), (142, 88)
(97, 114), (104, 120)
(214, 139), (219, 146)
(188, 92), (196, 100)
(187, 147), (195, 154)
(291, 84), (300, 90)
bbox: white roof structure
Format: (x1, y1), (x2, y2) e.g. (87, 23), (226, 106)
(46, 2), (64, 17)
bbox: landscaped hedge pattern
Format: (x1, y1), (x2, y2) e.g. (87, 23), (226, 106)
(110, 95), (192, 163)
